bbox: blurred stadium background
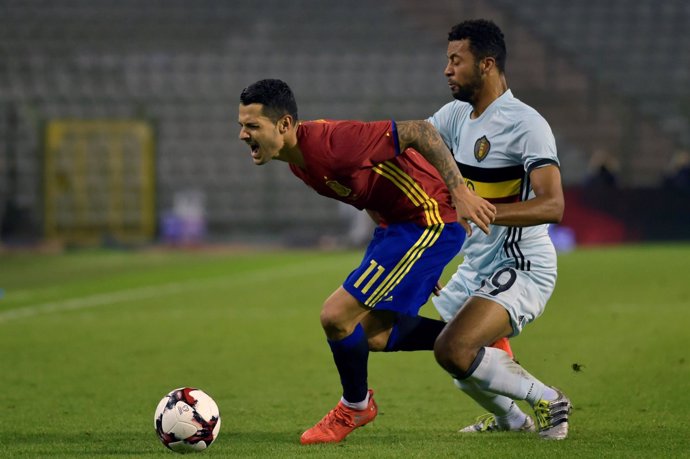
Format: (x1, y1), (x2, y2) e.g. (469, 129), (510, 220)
(1, 0), (689, 249)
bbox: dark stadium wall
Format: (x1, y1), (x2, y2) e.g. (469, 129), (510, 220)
(561, 187), (690, 245)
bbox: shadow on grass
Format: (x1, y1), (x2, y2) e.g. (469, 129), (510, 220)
(0, 429), (311, 457)
(0, 431), (166, 456)
(5, 426), (629, 458)
(215, 428), (543, 458)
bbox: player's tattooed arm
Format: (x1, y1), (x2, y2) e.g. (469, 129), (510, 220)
(396, 120), (496, 235)
(396, 120), (464, 190)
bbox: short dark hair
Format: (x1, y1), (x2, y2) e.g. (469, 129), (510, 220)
(240, 79), (299, 122)
(448, 19), (507, 73)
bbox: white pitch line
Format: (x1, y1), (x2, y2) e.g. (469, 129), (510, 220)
(0, 258), (344, 324)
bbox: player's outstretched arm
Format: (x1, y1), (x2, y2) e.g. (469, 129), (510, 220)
(396, 120), (496, 235)
(493, 165), (564, 227)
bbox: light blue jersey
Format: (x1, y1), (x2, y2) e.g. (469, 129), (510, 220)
(429, 90), (560, 332)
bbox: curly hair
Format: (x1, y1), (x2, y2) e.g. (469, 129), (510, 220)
(448, 19), (507, 72)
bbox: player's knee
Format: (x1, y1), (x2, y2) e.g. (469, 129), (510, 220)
(433, 332), (455, 372)
(319, 308), (339, 333)
(433, 329), (476, 375)
(319, 307), (353, 340)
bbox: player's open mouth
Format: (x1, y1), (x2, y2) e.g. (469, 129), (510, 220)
(248, 143), (260, 158)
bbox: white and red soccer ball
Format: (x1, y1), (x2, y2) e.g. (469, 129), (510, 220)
(154, 387), (221, 453)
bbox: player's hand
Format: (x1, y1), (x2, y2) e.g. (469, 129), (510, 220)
(452, 184), (496, 235)
(433, 281), (443, 296)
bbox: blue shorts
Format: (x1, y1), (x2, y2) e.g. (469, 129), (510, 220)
(343, 222), (464, 315)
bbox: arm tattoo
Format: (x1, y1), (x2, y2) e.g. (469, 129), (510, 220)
(396, 120), (464, 189)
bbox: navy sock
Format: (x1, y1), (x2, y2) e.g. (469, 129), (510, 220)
(327, 324), (369, 403)
(384, 315), (446, 351)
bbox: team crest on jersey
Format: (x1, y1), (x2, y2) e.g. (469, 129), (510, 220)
(326, 180), (352, 197)
(474, 136), (491, 162)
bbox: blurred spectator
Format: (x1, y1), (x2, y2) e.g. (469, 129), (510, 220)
(584, 148), (619, 188)
(662, 148), (690, 189)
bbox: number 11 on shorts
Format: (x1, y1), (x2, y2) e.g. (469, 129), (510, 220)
(353, 260), (385, 294)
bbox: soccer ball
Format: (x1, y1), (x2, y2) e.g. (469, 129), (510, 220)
(154, 387), (221, 453)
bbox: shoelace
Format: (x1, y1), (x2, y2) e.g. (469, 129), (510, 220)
(319, 405), (356, 429)
(474, 413), (499, 432)
(533, 400), (551, 430)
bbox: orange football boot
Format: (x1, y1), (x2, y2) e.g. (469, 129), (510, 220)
(490, 337), (514, 359)
(300, 389), (378, 444)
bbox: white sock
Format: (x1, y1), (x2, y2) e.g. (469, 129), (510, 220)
(341, 392), (369, 410)
(495, 402), (529, 430)
(453, 377), (515, 416)
(540, 386), (558, 401)
(468, 347), (549, 407)
(454, 378), (529, 429)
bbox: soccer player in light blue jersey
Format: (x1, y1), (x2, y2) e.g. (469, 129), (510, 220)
(428, 19), (573, 440)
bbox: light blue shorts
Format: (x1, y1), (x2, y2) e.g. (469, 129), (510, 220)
(432, 262), (556, 336)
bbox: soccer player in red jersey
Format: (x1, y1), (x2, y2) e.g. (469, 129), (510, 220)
(238, 79), (495, 444)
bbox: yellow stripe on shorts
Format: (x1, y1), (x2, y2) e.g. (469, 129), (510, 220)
(364, 224), (444, 307)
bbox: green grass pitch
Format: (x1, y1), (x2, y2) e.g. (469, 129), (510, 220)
(1, 244), (689, 457)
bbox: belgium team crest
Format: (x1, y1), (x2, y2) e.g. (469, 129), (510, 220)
(474, 135), (491, 162)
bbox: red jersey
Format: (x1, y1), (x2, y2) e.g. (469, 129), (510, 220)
(290, 120), (456, 227)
